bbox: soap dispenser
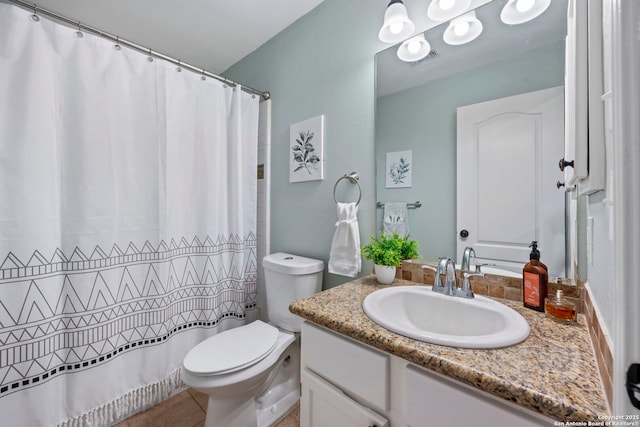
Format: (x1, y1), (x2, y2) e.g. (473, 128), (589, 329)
(522, 241), (548, 312)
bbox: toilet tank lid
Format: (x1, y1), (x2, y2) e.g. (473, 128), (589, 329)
(263, 253), (324, 275)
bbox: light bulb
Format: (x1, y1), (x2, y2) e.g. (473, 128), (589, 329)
(439, 0), (455, 11)
(389, 21), (404, 34)
(397, 34), (430, 62)
(407, 40), (421, 54)
(516, 0), (535, 13)
(453, 20), (470, 36)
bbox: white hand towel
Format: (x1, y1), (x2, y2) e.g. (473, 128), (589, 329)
(382, 202), (409, 237)
(328, 202), (361, 277)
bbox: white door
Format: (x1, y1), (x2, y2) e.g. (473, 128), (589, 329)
(456, 86), (565, 276)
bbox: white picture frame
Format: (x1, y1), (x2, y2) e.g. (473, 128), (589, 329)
(289, 115), (324, 183)
(386, 150), (412, 188)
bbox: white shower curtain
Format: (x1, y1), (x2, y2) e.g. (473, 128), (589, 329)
(0, 3), (259, 426)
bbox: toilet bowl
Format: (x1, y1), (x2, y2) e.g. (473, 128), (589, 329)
(182, 253), (323, 427)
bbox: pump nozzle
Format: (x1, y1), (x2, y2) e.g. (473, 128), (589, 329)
(529, 241), (540, 260)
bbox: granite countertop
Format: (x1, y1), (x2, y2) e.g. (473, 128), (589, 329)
(289, 276), (609, 422)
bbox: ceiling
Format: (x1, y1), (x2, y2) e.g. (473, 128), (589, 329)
(20, 0), (326, 74)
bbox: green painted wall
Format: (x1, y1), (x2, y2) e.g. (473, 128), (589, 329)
(224, 0), (387, 288)
(375, 41), (565, 262)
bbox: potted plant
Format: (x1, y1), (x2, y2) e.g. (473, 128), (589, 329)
(361, 232), (419, 284)
(398, 234), (420, 261)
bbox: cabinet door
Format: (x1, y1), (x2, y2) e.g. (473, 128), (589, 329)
(302, 321), (390, 411)
(405, 365), (550, 427)
(301, 369), (388, 427)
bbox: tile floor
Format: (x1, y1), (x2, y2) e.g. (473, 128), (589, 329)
(114, 388), (300, 427)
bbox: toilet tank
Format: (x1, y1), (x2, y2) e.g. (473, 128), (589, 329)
(262, 253), (324, 332)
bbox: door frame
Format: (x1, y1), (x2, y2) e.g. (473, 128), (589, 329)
(611, 0), (640, 415)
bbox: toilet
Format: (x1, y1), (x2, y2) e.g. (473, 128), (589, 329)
(182, 253), (323, 427)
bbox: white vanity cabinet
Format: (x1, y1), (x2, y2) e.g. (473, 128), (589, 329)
(300, 320), (390, 427)
(300, 321), (553, 427)
(301, 370), (389, 427)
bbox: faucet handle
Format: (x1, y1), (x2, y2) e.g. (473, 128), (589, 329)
(458, 271), (484, 299)
(443, 258), (458, 296)
(422, 264), (441, 289)
(473, 262), (495, 274)
(422, 264), (437, 272)
(431, 258), (449, 293)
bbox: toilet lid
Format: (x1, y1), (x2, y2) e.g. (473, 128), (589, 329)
(183, 320), (279, 376)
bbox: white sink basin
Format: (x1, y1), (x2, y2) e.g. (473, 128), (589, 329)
(362, 286), (530, 349)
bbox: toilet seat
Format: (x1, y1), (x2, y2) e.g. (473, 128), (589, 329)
(183, 320), (279, 376)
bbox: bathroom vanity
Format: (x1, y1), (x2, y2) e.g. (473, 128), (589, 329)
(289, 276), (608, 426)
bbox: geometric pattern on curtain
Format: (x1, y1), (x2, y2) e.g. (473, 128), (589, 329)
(0, 234), (257, 397)
(0, 3), (260, 425)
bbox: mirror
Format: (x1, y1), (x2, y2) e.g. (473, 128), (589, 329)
(375, 0), (568, 276)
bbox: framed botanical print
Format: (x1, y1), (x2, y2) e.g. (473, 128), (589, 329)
(386, 150), (412, 188)
(290, 115), (324, 183)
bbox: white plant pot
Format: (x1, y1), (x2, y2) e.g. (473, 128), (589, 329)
(374, 264), (396, 284)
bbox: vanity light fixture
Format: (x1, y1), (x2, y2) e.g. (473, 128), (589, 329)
(500, 0), (551, 25)
(378, 0), (416, 43)
(426, 0), (472, 22)
(443, 11), (483, 45)
(397, 33), (431, 62)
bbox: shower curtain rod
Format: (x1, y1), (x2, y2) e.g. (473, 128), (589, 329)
(6, 0), (271, 100)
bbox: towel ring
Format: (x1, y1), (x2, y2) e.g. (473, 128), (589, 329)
(333, 172), (362, 206)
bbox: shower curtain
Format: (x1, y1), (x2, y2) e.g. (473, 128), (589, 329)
(0, 3), (259, 426)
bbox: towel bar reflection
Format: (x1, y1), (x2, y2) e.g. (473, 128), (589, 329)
(376, 201), (422, 209)
(333, 172), (362, 206)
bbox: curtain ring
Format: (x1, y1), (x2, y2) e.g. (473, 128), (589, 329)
(30, 6), (40, 21)
(114, 36), (121, 51)
(147, 49), (154, 62)
(176, 60), (182, 72)
(201, 69), (206, 81)
(75, 21), (84, 38)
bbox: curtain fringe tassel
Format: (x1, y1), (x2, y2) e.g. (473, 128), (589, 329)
(57, 368), (184, 427)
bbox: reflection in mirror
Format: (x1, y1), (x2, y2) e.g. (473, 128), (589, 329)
(375, 0), (568, 277)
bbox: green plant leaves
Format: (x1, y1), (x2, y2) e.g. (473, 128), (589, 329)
(361, 232), (420, 267)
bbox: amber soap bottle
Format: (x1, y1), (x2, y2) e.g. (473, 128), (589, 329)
(522, 241), (548, 312)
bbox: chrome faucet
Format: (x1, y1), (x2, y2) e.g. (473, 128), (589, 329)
(428, 256), (481, 298)
(461, 246), (493, 274)
(442, 258), (458, 296)
(461, 246), (476, 272)
(425, 258), (448, 293)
